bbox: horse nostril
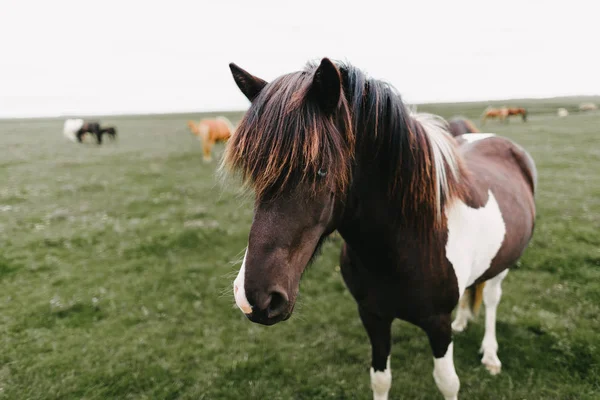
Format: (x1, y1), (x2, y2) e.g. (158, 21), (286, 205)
(267, 289), (289, 319)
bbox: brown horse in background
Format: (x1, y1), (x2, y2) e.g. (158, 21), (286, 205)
(448, 117), (480, 137)
(507, 107), (527, 122)
(481, 107), (508, 124)
(187, 117), (234, 162)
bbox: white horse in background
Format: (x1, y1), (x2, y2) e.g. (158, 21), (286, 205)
(63, 119), (84, 142)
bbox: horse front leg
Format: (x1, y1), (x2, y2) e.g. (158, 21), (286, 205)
(359, 307), (393, 400)
(420, 314), (460, 400)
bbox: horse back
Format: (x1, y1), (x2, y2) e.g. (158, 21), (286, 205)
(459, 135), (536, 282)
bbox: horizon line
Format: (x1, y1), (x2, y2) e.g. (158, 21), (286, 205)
(1, 94), (598, 121)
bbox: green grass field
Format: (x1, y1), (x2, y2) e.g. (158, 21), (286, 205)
(1, 97), (599, 399)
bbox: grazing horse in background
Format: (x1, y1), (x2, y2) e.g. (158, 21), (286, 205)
(447, 117), (480, 137)
(579, 102), (598, 112)
(225, 59), (537, 400)
(481, 107), (508, 124)
(507, 107), (527, 122)
(63, 120), (117, 144)
(187, 117), (234, 162)
(63, 119), (103, 144)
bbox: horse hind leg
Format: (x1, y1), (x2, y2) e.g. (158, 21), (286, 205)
(451, 290), (473, 332)
(452, 283), (485, 332)
(480, 269), (508, 375)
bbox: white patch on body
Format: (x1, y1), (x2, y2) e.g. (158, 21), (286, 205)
(370, 356), (391, 400)
(63, 119), (84, 142)
(233, 250), (252, 314)
(445, 190), (506, 297)
(480, 269), (508, 375)
(432, 342), (460, 400)
(460, 133), (495, 143)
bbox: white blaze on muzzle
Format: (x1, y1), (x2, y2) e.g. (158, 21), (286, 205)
(233, 250), (252, 314)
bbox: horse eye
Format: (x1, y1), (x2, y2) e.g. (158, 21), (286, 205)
(317, 168), (327, 178)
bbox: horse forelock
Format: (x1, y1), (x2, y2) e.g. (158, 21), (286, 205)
(222, 65), (354, 200)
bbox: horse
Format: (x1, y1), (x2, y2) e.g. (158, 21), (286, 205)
(187, 117), (234, 162)
(481, 107), (508, 124)
(506, 107), (527, 122)
(447, 117), (480, 137)
(579, 102), (598, 112)
(63, 119), (104, 144)
(225, 58), (537, 400)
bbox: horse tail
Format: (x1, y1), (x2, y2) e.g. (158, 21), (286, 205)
(464, 282), (486, 316)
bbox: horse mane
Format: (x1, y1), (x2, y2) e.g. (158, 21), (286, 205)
(223, 61), (466, 230)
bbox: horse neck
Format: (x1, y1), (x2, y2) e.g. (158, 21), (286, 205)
(339, 113), (468, 253)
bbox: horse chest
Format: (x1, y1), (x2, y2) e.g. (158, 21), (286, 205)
(444, 190), (506, 296)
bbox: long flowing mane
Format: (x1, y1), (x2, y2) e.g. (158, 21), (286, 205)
(223, 61), (467, 230)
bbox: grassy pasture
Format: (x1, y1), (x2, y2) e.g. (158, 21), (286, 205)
(0, 97), (599, 399)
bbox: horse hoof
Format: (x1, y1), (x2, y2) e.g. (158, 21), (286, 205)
(481, 354), (502, 375)
(451, 319), (467, 333)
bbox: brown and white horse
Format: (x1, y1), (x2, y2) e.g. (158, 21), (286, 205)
(447, 117), (480, 137)
(225, 59), (537, 400)
(187, 117), (234, 162)
(63, 119), (106, 144)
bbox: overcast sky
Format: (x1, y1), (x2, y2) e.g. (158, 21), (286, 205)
(0, 0), (597, 118)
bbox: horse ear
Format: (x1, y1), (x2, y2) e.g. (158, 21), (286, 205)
(229, 63), (267, 102)
(310, 58), (342, 114)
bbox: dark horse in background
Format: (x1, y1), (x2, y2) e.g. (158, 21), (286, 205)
(447, 117), (480, 137)
(63, 119), (117, 144)
(225, 59), (537, 399)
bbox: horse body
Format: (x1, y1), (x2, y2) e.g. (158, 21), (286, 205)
(226, 59), (536, 400)
(187, 117), (233, 162)
(481, 107), (508, 124)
